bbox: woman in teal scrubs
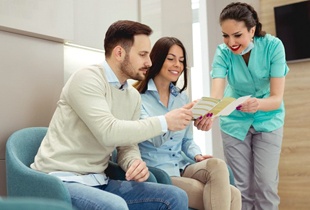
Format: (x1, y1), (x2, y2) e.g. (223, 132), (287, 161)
(210, 2), (289, 210)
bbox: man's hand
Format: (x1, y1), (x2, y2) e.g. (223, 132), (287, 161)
(165, 102), (194, 131)
(195, 154), (213, 162)
(194, 114), (214, 131)
(125, 159), (149, 182)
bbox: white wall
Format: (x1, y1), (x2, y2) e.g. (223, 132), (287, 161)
(140, 0), (193, 67)
(72, 0), (139, 49)
(0, 0), (74, 41)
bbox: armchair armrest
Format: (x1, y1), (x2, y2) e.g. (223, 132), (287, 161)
(148, 166), (172, 184)
(105, 161), (127, 181)
(0, 198), (75, 210)
(6, 157), (71, 203)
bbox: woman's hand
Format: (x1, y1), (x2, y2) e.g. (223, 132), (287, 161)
(194, 154), (213, 162)
(194, 114), (214, 131)
(237, 97), (260, 113)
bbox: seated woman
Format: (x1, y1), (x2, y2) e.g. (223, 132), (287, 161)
(134, 37), (241, 210)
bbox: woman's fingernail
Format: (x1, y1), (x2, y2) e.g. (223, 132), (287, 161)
(210, 113), (213, 117)
(206, 113), (210, 117)
(199, 116), (202, 120)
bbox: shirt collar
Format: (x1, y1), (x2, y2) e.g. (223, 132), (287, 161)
(147, 79), (180, 97)
(146, 79), (157, 91)
(102, 60), (128, 90)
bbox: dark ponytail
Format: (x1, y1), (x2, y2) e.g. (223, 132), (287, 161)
(219, 2), (266, 37)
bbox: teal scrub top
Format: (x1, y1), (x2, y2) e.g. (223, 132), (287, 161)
(211, 34), (289, 140)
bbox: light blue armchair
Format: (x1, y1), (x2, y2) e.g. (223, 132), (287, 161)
(6, 127), (72, 203)
(5, 127), (157, 207)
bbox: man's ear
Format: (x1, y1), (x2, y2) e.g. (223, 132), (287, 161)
(113, 46), (125, 61)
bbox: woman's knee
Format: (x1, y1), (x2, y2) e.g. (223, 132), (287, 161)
(206, 158), (229, 176)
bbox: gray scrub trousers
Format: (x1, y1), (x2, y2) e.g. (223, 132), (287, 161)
(221, 126), (283, 210)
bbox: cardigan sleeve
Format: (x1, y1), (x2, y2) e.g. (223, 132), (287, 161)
(117, 96), (143, 171)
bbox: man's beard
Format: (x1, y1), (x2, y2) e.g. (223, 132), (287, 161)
(120, 54), (147, 81)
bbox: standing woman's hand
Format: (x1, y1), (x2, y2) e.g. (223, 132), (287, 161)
(194, 114), (214, 131)
(236, 77), (285, 113)
(237, 98), (260, 113)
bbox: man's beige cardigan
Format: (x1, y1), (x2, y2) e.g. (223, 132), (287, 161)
(31, 65), (163, 175)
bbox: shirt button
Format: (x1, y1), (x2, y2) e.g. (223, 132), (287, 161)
(170, 137), (173, 140)
(169, 148), (172, 151)
(175, 164), (178, 166)
(172, 154), (175, 157)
